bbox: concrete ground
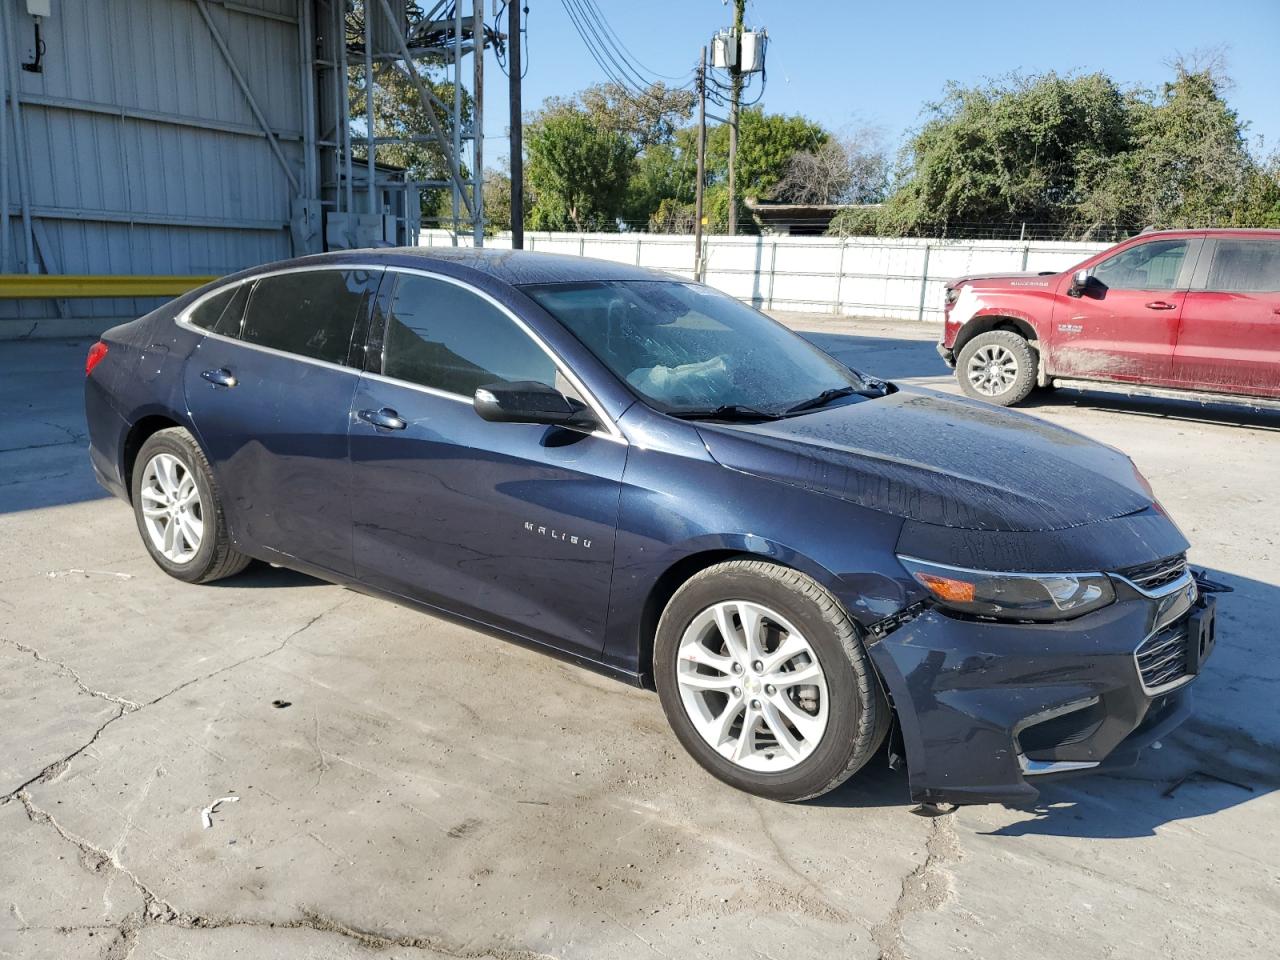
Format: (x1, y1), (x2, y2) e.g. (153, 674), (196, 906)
(1, 317), (1277, 960)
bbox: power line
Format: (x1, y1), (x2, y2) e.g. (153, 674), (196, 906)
(558, 0), (695, 101)
(577, 0), (693, 83)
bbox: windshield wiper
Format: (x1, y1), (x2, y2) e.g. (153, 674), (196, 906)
(783, 385), (861, 415)
(670, 404), (781, 422)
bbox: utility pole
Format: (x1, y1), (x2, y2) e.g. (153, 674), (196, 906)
(508, 0), (524, 249)
(694, 46), (707, 281)
(727, 0), (744, 235)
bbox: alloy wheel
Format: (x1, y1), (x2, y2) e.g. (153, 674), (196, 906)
(139, 452), (204, 564)
(966, 343), (1020, 397)
(675, 600), (830, 772)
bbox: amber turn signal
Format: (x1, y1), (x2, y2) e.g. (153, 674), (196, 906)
(914, 572), (977, 604)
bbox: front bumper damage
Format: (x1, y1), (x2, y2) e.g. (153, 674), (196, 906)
(866, 569), (1214, 805)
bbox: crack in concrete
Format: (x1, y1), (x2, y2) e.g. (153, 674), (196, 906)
(869, 813), (961, 960)
(0, 596), (351, 808)
(4, 639), (143, 711)
(1, 706), (126, 807)
(16, 791), (556, 960)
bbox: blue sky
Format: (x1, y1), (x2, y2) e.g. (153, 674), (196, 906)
(477, 0), (1279, 164)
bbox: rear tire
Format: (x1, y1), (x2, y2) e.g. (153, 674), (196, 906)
(131, 427), (250, 584)
(956, 330), (1036, 406)
(654, 560), (889, 802)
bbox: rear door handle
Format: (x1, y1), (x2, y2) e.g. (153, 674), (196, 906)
(200, 368), (237, 387)
(358, 407), (407, 431)
(1145, 301), (1177, 310)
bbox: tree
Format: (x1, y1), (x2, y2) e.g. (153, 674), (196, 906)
(482, 167), (514, 234)
(866, 72), (1133, 236)
(828, 60), (1267, 239)
(706, 107), (829, 201)
(1077, 62), (1254, 233)
(776, 132), (890, 205)
(525, 107), (636, 231)
(578, 81), (695, 149)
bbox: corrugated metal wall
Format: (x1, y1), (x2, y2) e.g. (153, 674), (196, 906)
(2, 0), (304, 335)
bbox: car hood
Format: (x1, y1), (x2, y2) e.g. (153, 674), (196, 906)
(947, 270), (1057, 289)
(695, 388), (1153, 533)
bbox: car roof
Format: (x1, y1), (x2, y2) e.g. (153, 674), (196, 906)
(1132, 227), (1280, 239)
(248, 246), (679, 286)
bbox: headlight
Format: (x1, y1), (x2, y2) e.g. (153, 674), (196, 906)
(897, 556), (1115, 622)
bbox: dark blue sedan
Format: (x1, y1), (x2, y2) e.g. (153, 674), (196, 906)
(83, 249), (1216, 805)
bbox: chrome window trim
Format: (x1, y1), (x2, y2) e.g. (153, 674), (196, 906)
(174, 262), (626, 446)
(174, 263), (388, 377)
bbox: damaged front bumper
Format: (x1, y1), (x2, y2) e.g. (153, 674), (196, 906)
(935, 342), (956, 367)
(866, 571), (1215, 806)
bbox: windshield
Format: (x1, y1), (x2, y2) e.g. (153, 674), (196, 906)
(522, 280), (867, 417)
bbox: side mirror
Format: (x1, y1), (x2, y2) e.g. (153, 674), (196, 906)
(473, 380), (598, 432)
(1068, 268), (1092, 298)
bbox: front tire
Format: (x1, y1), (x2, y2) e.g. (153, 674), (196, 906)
(131, 427), (250, 584)
(956, 330), (1036, 406)
(654, 560), (890, 802)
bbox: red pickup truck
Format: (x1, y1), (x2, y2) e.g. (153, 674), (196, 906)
(938, 228), (1280, 406)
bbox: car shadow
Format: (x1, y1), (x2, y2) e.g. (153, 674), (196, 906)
(208, 563), (327, 588)
(1022, 386), (1280, 432)
(809, 564), (1277, 838)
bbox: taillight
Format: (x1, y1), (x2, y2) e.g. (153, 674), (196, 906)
(85, 341), (109, 376)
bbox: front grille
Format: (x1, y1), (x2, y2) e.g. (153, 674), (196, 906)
(1135, 621), (1190, 691)
(1117, 553), (1187, 592)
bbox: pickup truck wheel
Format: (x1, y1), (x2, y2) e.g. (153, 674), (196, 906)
(654, 560), (889, 802)
(956, 331), (1036, 406)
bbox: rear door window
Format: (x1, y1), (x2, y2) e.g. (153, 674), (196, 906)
(241, 269), (380, 366)
(381, 273), (559, 396)
(1092, 240), (1190, 291)
(188, 283), (250, 338)
(1205, 240), (1280, 293)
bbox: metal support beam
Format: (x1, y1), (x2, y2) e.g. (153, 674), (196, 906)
(4, 91), (302, 142)
(472, 0), (484, 245)
(364, 0), (377, 216)
(375, 0), (474, 219)
(451, 0), (462, 241)
(6, 203), (285, 231)
(194, 0), (301, 195)
(1, 1), (36, 274)
(299, 0), (318, 198)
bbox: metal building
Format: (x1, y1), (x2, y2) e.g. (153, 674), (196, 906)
(1, 0), (487, 338)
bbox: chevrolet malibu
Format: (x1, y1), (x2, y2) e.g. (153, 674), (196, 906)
(83, 249), (1218, 805)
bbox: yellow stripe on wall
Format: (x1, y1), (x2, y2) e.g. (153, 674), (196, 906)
(0, 275), (217, 299)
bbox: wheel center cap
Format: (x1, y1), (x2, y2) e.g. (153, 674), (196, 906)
(746, 676), (761, 694)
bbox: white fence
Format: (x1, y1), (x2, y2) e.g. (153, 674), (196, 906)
(420, 230), (1112, 323)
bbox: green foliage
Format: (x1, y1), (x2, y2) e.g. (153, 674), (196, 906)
(706, 107), (829, 198)
(359, 64), (469, 179)
(625, 142), (696, 227)
(1234, 153), (1280, 227)
(525, 107), (636, 231)
(1078, 66), (1252, 232)
(830, 62), (1270, 239)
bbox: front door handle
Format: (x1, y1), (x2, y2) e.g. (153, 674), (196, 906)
(358, 407), (407, 431)
(1144, 301), (1177, 310)
(200, 368), (237, 387)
